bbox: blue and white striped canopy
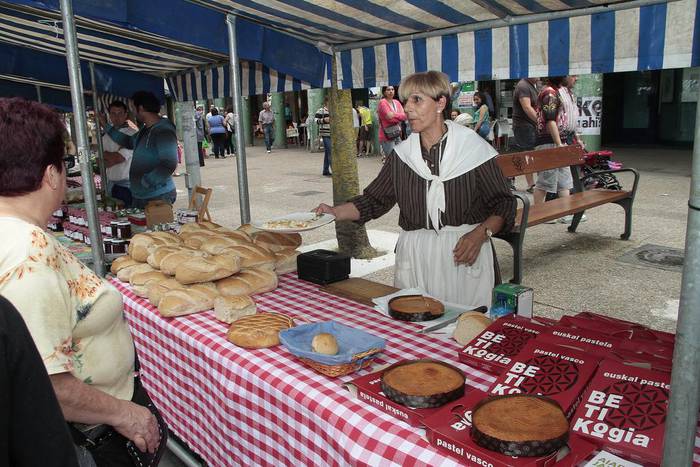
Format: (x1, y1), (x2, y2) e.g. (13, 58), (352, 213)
(335, 0), (700, 87)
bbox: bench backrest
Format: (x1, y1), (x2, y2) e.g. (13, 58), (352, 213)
(496, 145), (586, 177)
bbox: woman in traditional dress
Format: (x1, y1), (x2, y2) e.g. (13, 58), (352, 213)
(314, 71), (516, 307)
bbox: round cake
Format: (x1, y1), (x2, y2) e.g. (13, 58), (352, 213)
(380, 359), (465, 408)
(388, 295), (445, 322)
(471, 394), (569, 457)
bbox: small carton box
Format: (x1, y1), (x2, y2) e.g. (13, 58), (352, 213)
(487, 340), (600, 418)
(349, 368), (448, 427)
(423, 390), (598, 466)
(491, 283), (534, 318)
(144, 200), (174, 228)
(537, 325), (627, 358)
(570, 359), (671, 465)
(458, 316), (548, 375)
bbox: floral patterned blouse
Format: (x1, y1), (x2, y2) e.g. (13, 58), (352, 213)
(0, 217), (134, 401)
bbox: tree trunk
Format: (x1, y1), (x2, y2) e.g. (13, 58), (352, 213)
(329, 55), (377, 259)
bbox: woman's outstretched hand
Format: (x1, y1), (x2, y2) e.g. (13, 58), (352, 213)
(314, 203), (336, 217)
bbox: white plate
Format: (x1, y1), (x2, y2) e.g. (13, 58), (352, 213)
(253, 212), (336, 233)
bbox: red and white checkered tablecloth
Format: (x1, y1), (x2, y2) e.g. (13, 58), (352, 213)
(111, 274), (497, 467)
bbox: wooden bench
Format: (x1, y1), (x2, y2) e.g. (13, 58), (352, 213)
(495, 145), (640, 283)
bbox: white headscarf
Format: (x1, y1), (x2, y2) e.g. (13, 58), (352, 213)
(393, 120), (497, 232)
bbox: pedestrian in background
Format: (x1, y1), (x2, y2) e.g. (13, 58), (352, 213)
(315, 97), (332, 176)
(194, 105), (206, 167)
(258, 101), (275, 154)
(224, 106), (235, 156)
(207, 107), (227, 159)
(356, 101), (373, 157)
(512, 77), (539, 192)
(377, 85), (406, 159)
(534, 77), (574, 207)
(472, 92), (491, 141)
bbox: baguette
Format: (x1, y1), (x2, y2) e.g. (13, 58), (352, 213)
(159, 249), (208, 276)
(146, 278), (184, 307)
(175, 254), (241, 284)
(129, 232), (182, 262)
(253, 231), (302, 252)
(216, 268), (278, 296)
(182, 231), (218, 249)
(274, 249), (300, 275)
(131, 271), (169, 297)
(219, 244), (275, 270)
(146, 245), (183, 269)
(110, 256), (139, 274)
(200, 235), (251, 255)
(237, 223), (261, 236)
(213, 295), (257, 324)
(158, 288), (216, 317)
(117, 263), (154, 283)
(178, 222), (208, 234)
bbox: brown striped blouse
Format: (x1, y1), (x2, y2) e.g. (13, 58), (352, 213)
(351, 137), (516, 233)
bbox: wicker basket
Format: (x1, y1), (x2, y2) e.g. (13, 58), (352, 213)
(297, 348), (383, 377)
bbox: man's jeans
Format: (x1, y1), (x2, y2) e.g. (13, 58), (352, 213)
(263, 124), (274, 150)
(322, 136), (331, 174)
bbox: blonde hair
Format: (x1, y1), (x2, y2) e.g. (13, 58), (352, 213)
(398, 71), (451, 102)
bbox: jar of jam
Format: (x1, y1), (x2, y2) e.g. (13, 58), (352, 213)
(103, 238), (113, 254)
(110, 220), (120, 238)
(116, 221), (132, 240)
(112, 239), (127, 254)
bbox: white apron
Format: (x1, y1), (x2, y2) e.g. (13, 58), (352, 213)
(392, 121), (498, 307)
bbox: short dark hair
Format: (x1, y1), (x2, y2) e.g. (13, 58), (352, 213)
(108, 100), (128, 112)
(546, 76), (565, 87)
(225, 106), (233, 113)
(131, 91), (161, 113)
(210, 107), (219, 116)
(474, 91), (486, 104)
(381, 85), (396, 97)
(0, 98), (66, 196)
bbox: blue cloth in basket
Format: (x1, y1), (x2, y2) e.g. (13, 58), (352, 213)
(279, 321), (386, 365)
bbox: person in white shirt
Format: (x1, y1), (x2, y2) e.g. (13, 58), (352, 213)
(102, 101), (137, 207)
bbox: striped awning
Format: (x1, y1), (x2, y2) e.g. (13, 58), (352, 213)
(167, 59), (333, 101)
(334, 0), (699, 87)
(188, 0), (637, 45)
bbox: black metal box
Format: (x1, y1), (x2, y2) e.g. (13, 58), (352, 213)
(297, 249), (351, 285)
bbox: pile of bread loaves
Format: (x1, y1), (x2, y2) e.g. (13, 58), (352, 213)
(110, 221), (301, 319)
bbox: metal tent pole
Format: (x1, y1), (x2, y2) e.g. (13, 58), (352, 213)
(59, 0), (105, 275)
(89, 62), (108, 208)
(177, 101), (202, 200)
(35, 85), (42, 103)
(226, 14), (251, 224)
(662, 93), (700, 466)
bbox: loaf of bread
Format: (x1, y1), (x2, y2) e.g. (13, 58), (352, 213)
(452, 311), (492, 345)
(200, 235), (251, 255)
(237, 223), (260, 236)
(213, 295), (257, 324)
(219, 244), (276, 270)
(312, 333), (339, 355)
(146, 278), (183, 307)
(216, 268), (278, 296)
(146, 245), (183, 269)
(130, 271), (169, 297)
(175, 254), (241, 284)
(274, 249), (300, 275)
(129, 232), (182, 262)
(158, 249), (208, 276)
(182, 231), (218, 249)
(117, 263), (154, 283)
(110, 256), (140, 274)
(253, 231), (302, 252)
(226, 312), (294, 348)
(179, 222), (209, 234)
(199, 221), (221, 230)
(158, 287), (217, 317)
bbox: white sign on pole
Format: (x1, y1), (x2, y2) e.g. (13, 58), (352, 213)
(576, 95), (602, 135)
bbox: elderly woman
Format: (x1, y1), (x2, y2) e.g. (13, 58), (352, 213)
(0, 98), (164, 465)
(315, 72), (516, 307)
